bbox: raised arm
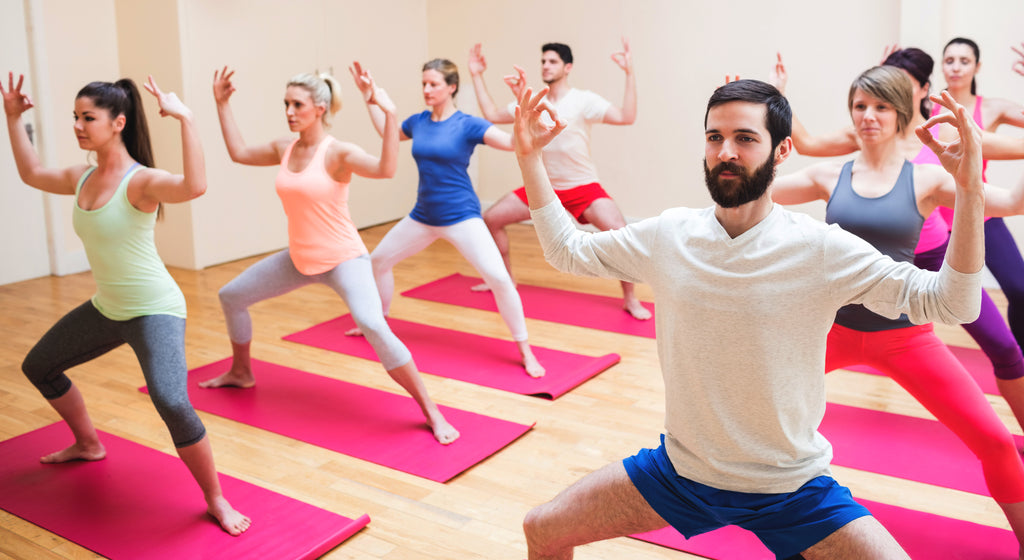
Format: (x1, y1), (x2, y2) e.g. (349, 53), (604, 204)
(602, 37), (637, 125)
(986, 43), (1024, 129)
(769, 160), (836, 205)
(1, 72), (78, 194)
(468, 43), (514, 124)
(132, 76), (206, 204)
(338, 62), (400, 178)
(769, 53), (859, 157)
(213, 67), (280, 165)
(515, 86), (567, 208)
(350, 62), (409, 142)
(918, 92), (985, 274)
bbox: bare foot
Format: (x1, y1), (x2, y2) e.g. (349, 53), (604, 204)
(624, 298), (652, 321)
(344, 326), (364, 336)
(427, 413), (460, 445)
(522, 350), (546, 378)
(40, 441), (106, 463)
(470, 282), (491, 292)
(198, 369), (255, 389)
(207, 495), (251, 536)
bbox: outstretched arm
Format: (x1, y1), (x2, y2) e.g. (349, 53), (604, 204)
(1, 72), (78, 194)
(134, 76), (207, 204)
(341, 62), (400, 178)
(468, 43), (514, 124)
(213, 67), (280, 166)
(769, 53), (859, 157)
(918, 92), (985, 274)
(602, 37), (636, 125)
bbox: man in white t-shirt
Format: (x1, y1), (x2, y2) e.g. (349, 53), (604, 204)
(512, 78), (989, 560)
(468, 39), (650, 320)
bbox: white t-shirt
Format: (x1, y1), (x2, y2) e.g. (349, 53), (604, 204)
(508, 88), (610, 189)
(531, 199), (981, 493)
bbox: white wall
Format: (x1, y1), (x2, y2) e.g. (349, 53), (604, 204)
(0, 0), (49, 285)
(1, 0), (1022, 281)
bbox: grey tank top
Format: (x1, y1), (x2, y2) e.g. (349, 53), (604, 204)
(826, 160), (923, 331)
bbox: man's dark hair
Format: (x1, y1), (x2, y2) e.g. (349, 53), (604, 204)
(704, 79), (792, 151)
(542, 43), (573, 65)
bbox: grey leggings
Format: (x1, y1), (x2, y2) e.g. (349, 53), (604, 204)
(21, 301), (206, 448)
(219, 251), (412, 370)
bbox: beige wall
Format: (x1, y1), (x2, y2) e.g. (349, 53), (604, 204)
(428, 0), (900, 221)
(0, 0), (49, 285)
(1, 0), (1022, 280)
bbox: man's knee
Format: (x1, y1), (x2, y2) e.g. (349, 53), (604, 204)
(523, 503), (561, 554)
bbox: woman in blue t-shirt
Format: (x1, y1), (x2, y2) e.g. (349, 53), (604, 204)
(349, 59), (544, 377)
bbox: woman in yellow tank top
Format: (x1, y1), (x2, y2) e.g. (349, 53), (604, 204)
(1, 72), (250, 535)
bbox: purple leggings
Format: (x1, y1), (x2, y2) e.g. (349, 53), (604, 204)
(914, 221), (1024, 380)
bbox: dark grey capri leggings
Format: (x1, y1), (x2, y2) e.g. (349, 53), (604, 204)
(21, 301), (206, 448)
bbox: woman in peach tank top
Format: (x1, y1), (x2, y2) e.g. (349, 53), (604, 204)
(199, 65), (458, 445)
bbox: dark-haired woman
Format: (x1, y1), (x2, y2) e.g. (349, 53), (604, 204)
(348, 59), (545, 378)
(772, 49), (1024, 434)
(199, 65), (460, 445)
(1, 72), (250, 535)
(931, 39), (1024, 380)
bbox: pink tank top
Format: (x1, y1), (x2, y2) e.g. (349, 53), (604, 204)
(276, 136), (367, 275)
(912, 144), (950, 254)
(932, 95), (988, 228)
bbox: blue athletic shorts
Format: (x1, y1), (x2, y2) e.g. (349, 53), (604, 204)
(623, 436), (871, 558)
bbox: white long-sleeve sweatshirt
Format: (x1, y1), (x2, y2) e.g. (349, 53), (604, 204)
(531, 200), (981, 493)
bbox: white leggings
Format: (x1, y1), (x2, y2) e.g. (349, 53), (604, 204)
(371, 216), (529, 342)
(219, 252), (412, 370)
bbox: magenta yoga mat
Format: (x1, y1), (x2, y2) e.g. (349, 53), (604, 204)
(283, 314), (620, 399)
(822, 402), (1024, 497)
(401, 272), (656, 338)
(632, 498), (1016, 559)
(845, 344), (999, 395)
(152, 359), (534, 482)
(0, 423), (369, 560)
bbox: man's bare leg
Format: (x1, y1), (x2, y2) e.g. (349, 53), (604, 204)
(386, 359), (460, 444)
(473, 192), (533, 292)
(40, 385), (107, 463)
(801, 515), (908, 560)
(198, 341), (254, 388)
(524, 461), (668, 559)
(177, 436), (252, 536)
(582, 198), (652, 320)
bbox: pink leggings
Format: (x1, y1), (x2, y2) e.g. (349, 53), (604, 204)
(826, 323), (1024, 503)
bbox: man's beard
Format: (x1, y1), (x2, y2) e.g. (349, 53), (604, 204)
(703, 154), (777, 209)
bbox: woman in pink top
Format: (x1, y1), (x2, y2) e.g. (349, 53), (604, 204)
(200, 65), (459, 445)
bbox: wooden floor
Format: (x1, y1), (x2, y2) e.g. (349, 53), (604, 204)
(0, 221), (1018, 559)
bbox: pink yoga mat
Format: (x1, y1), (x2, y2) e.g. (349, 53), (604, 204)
(401, 273), (656, 338)
(152, 359), (534, 482)
(0, 423), (369, 560)
(283, 314), (620, 399)
(822, 402), (1023, 497)
(632, 498), (1017, 559)
(845, 345), (999, 395)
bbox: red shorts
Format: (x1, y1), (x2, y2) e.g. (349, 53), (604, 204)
(514, 182), (611, 225)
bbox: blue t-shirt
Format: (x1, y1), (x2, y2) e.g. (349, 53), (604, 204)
(402, 110), (492, 226)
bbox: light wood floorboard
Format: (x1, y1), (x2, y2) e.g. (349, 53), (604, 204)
(0, 221), (1016, 559)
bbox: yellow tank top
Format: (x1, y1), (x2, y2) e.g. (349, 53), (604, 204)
(72, 165), (186, 320)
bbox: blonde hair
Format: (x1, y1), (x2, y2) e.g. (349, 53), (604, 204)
(286, 72), (342, 128)
(847, 66), (913, 133)
(422, 58), (459, 97)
